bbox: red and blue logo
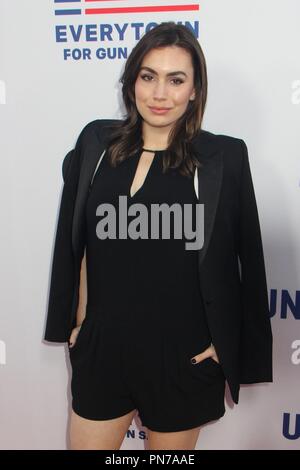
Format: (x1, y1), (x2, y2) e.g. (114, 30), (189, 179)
(54, 0), (199, 16)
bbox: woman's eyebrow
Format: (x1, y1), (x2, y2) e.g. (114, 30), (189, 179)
(139, 66), (187, 77)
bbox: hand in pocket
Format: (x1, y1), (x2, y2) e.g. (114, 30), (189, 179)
(68, 324), (82, 349)
(190, 343), (220, 365)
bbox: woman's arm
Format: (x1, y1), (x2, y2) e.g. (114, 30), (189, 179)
(68, 249), (87, 347)
(76, 248), (87, 327)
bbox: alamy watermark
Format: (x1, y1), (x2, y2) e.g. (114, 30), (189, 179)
(95, 196), (204, 250)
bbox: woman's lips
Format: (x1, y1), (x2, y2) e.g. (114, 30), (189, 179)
(148, 106), (171, 115)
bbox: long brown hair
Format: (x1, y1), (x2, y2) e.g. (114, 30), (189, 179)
(106, 22), (207, 177)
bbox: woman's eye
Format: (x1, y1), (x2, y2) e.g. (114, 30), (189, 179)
(140, 75), (184, 85)
(141, 74), (153, 81)
(171, 78), (184, 85)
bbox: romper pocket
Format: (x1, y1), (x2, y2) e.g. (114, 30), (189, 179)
(185, 354), (224, 383)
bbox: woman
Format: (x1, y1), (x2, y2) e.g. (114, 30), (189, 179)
(44, 22), (273, 450)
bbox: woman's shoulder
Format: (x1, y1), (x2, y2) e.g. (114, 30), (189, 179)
(192, 129), (249, 177)
(78, 118), (123, 143)
(195, 128), (246, 153)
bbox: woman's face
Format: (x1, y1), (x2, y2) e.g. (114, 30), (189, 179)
(134, 45), (196, 133)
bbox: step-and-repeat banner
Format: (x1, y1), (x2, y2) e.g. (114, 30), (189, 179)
(0, 0), (299, 450)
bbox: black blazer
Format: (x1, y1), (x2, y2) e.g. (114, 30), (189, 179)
(44, 119), (273, 404)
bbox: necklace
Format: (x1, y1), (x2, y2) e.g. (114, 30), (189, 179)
(142, 147), (166, 153)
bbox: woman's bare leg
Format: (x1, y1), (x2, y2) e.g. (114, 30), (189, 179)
(69, 408), (137, 450)
(147, 426), (201, 450)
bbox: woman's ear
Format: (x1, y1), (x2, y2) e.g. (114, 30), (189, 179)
(189, 90), (196, 101)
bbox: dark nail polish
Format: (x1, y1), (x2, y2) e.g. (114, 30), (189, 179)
(191, 358), (196, 364)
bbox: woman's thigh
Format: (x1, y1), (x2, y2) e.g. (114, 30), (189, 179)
(69, 408), (137, 450)
(147, 426), (201, 450)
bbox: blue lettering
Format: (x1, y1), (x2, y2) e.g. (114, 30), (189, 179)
(96, 48), (107, 59)
(281, 290), (300, 319)
(96, 47), (127, 60)
(126, 428), (147, 440)
(127, 428), (135, 439)
(177, 21), (199, 37)
(55, 21), (200, 44)
(269, 289), (300, 319)
(138, 429), (147, 440)
(269, 289), (276, 318)
(131, 23), (144, 40)
(282, 413), (300, 440)
(145, 22), (159, 34)
(100, 24), (113, 41)
(63, 49), (71, 60)
(63, 48), (91, 60)
(72, 48), (81, 60)
(86, 25), (98, 42)
(56, 25), (67, 42)
(114, 23), (128, 41)
(70, 25), (82, 42)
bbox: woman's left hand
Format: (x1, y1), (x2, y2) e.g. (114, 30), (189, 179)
(190, 343), (220, 364)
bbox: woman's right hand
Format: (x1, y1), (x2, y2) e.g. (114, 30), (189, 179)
(68, 324), (82, 348)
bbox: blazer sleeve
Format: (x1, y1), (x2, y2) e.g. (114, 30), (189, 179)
(237, 140), (273, 383)
(62, 149), (74, 183)
(44, 125), (88, 342)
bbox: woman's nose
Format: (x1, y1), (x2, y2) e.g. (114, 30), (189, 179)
(152, 81), (168, 99)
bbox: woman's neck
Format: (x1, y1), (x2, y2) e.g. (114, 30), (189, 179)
(142, 121), (171, 150)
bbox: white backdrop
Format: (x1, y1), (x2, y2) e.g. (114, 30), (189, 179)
(0, 0), (299, 450)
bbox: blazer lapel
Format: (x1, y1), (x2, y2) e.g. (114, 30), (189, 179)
(72, 136), (110, 257)
(191, 130), (224, 266)
(197, 148), (224, 265)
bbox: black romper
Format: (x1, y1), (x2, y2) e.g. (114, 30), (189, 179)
(69, 148), (226, 432)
